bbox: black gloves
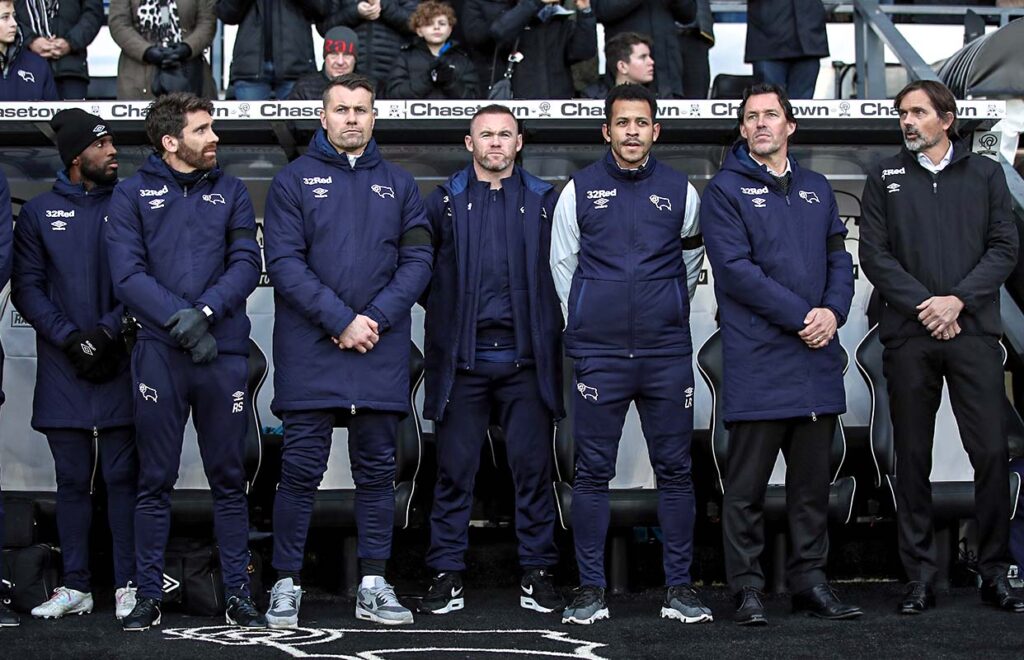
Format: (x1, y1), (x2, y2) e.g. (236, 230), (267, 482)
(62, 327), (125, 383)
(431, 61), (456, 86)
(143, 43), (192, 68)
(190, 333), (218, 364)
(166, 42), (192, 63)
(165, 307), (210, 349)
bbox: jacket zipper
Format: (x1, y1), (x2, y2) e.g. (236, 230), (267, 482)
(627, 180), (636, 358)
(89, 427), (100, 495)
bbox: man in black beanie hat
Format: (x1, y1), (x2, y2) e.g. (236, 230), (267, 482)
(12, 107), (139, 621)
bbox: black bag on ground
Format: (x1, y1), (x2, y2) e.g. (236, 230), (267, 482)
(163, 539), (223, 616)
(1, 544), (62, 613)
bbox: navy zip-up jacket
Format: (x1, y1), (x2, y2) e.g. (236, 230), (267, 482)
(264, 133), (433, 415)
(556, 151), (695, 358)
(423, 164), (564, 422)
(12, 174), (132, 430)
(105, 154), (260, 356)
(0, 30), (58, 101)
(0, 171), (13, 406)
(701, 142), (853, 423)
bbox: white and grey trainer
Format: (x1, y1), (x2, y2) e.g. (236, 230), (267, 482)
(355, 577), (414, 625)
(266, 578), (303, 629)
(31, 587), (94, 619)
(115, 583), (137, 620)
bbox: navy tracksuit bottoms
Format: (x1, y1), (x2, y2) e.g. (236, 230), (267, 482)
(273, 409), (400, 572)
(571, 355), (696, 588)
(427, 362), (557, 572)
(46, 426), (137, 592)
(131, 340), (251, 601)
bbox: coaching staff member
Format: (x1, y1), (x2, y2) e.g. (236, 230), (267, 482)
(418, 105), (564, 616)
(702, 83), (860, 625)
(105, 93), (265, 631)
(860, 79), (1024, 615)
(263, 73), (432, 628)
(551, 84), (708, 626)
(13, 110), (137, 621)
(0, 171), (15, 628)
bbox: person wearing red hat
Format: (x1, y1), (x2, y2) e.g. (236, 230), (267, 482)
(288, 25), (358, 100)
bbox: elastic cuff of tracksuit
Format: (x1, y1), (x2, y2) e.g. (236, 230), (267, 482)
(226, 584), (251, 599)
(360, 558), (387, 577)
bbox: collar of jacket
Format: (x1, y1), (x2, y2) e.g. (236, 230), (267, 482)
(139, 153), (222, 188)
(1, 28), (24, 75)
(899, 137), (973, 171)
(54, 170), (116, 198)
(308, 129), (383, 170)
(601, 149), (657, 181)
(722, 140), (803, 191)
(442, 163), (552, 199)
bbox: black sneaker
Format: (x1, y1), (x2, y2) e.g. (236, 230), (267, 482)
(0, 598), (20, 627)
(122, 596), (161, 632)
(226, 594), (268, 628)
(661, 584), (713, 623)
(521, 568), (564, 613)
(562, 585), (609, 625)
(419, 572), (464, 614)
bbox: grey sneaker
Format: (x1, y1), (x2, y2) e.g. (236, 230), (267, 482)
(661, 584), (713, 623)
(561, 586), (609, 625)
(266, 578), (303, 629)
(355, 577), (414, 626)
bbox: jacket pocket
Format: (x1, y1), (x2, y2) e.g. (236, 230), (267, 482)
(633, 277), (688, 349)
(567, 278), (630, 350)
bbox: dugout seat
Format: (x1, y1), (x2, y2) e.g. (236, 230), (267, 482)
(855, 323), (1023, 586)
(695, 329), (857, 590)
(711, 74), (757, 100)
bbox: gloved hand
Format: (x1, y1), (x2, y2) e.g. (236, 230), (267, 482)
(431, 61), (456, 86)
(164, 42), (192, 63)
(190, 332), (218, 364)
(143, 45), (170, 65)
(61, 327), (115, 377)
(164, 308), (210, 350)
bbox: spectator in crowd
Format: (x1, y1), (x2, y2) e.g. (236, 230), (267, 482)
(108, 0), (217, 100)
(676, 0), (713, 99)
(387, 1), (478, 99)
(0, 0), (57, 100)
(15, 0), (103, 100)
(463, 0), (596, 99)
(744, 0), (828, 99)
(288, 25), (358, 100)
(318, 0), (418, 97)
(216, 0), (329, 101)
(581, 31), (651, 99)
(592, 0), (695, 99)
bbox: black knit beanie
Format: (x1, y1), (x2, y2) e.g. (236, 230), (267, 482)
(50, 109), (113, 168)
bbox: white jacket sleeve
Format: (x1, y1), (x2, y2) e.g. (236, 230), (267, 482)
(681, 181), (704, 301)
(550, 179), (580, 324)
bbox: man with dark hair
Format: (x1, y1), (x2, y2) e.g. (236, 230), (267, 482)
(0, 0), (57, 100)
(860, 79), (1024, 615)
(288, 25), (359, 100)
(592, 0), (695, 99)
(105, 92), (265, 631)
(263, 73), (432, 627)
(551, 84), (707, 625)
(0, 171), (16, 629)
(418, 104), (564, 615)
(12, 110), (137, 622)
(702, 83), (861, 625)
(582, 31), (653, 100)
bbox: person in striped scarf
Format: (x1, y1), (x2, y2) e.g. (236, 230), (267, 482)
(15, 0), (103, 99)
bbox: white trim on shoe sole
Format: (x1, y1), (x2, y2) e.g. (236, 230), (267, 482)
(660, 607), (713, 624)
(266, 617), (300, 629)
(355, 608), (415, 626)
(122, 613), (161, 632)
(0, 620), (21, 628)
(561, 607), (609, 625)
(32, 604), (94, 619)
(521, 596), (557, 613)
(420, 598), (464, 614)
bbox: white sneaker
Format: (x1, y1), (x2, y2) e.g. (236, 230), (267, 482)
(355, 577), (414, 625)
(31, 587), (94, 619)
(266, 578), (302, 629)
(115, 584), (138, 620)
